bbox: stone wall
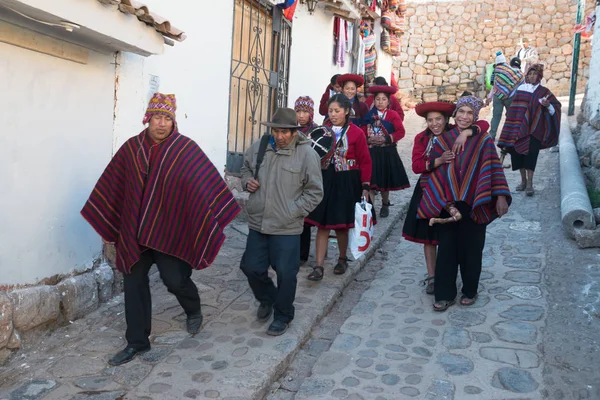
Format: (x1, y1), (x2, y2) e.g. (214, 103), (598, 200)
(395, 0), (595, 103)
(574, 4), (600, 192)
(0, 258), (116, 365)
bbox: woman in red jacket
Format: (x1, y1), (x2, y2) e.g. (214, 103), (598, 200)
(337, 74), (369, 122)
(402, 102), (489, 295)
(318, 74), (341, 117)
(365, 76), (405, 121)
(360, 85), (410, 218)
(305, 94), (372, 281)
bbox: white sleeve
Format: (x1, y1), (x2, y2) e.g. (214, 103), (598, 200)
(547, 104), (556, 115)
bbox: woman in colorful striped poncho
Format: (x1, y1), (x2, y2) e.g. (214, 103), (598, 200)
(417, 96), (511, 312)
(498, 64), (561, 196)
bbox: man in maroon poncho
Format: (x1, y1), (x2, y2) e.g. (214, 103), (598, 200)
(81, 93), (240, 366)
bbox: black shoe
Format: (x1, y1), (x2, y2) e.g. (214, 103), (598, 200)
(266, 320), (289, 336)
(186, 312), (203, 335)
(380, 204), (390, 218)
(108, 346), (150, 366)
(257, 302), (273, 321)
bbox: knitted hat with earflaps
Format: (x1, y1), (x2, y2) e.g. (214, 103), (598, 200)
(294, 96), (315, 119)
(143, 93), (177, 124)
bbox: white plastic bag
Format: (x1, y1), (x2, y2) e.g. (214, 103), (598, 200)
(348, 197), (374, 260)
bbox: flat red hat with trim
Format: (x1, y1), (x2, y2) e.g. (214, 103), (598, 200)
(337, 74), (365, 87)
(367, 85), (398, 95)
(415, 101), (456, 118)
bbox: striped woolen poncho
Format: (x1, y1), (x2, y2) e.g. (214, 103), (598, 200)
(492, 64), (523, 100)
(417, 128), (512, 224)
(81, 130), (240, 273)
(498, 85), (561, 155)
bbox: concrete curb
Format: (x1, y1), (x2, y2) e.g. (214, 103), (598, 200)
(559, 114), (596, 237)
(255, 197), (410, 400)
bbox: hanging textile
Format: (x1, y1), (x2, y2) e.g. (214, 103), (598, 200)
(351, 21), (361, 59)
(334, 17), (347, 66)
(365, 46), (377, 83)
(356, 37), (366, 74)
(347, 22), (354, 53)
(360, 21), (376, 81)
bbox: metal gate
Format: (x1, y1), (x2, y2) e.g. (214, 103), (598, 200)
(227, 0), (292, 174)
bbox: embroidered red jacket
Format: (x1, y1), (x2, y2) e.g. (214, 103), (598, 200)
(325, 122), (372, 183)
(360, 108), (405, 145)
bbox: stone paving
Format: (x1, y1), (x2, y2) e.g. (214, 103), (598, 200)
(270, 112), (600, 399)
(2, 109), (599, 400)
(0, 112), (423, 400)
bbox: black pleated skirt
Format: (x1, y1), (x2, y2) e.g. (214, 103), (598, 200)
(402, 181), (438, 245)
(306, 165), (375, 230)
(370, 145), (410, 191)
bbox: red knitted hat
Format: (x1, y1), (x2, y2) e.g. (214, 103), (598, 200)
(294, 96), (315, 118)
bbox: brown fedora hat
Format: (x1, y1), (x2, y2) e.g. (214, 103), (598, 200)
(261, 108), (298, 129)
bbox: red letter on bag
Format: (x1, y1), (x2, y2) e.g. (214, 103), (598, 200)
(358, 214), (371, 252)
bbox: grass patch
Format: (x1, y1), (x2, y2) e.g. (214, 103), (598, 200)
(588, 187), (600, 208)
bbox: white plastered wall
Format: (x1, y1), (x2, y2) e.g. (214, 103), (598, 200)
(288, 7), (353, 125)
(112, 0), (235, 174)
(0, 43), (115, 285)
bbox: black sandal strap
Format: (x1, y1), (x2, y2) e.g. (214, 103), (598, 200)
(334, 259), (348, 274)
(420, 276), (435, 286)
(307, 266), (324, 281)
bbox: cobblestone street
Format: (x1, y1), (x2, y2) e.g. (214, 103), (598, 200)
(1, 110), (599, 400)
(269, 114), (600, 400)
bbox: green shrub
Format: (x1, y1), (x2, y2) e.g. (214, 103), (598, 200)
(588, 187), (600, 209)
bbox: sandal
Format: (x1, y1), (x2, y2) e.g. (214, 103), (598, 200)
(525, 186), (534, 196)
(307, 266), (324, 281)
(432, 299), (455, 312)
(421, 276), (435, 295)
(334, 257), (349, 275)
(460, 295), (478, 306)
(515, 182), (527, 191)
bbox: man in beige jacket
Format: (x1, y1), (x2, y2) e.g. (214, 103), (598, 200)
(240, 108), (323, 336)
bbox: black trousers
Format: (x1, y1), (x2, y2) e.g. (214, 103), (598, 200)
(124, 250), (201, 349)
(300, 223), (312, 261)
(434, 202), (487, 302)
(241, 229), (300, 323)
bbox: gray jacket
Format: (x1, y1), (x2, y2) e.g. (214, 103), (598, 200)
(241, 135), (323, 235)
